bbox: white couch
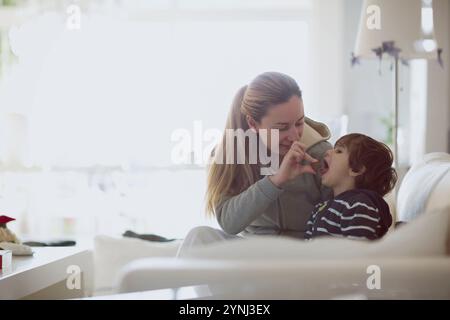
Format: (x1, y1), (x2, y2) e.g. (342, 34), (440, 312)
(93, 153), (450, 299)
(92, 235), (181, 296)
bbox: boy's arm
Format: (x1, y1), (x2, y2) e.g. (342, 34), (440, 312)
(304, 202), (325, 240)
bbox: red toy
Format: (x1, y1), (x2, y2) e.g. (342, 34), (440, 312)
(0, 215), (15, 226)
(0, 215), (20, 244)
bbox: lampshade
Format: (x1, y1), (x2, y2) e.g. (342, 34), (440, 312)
(354, 0), (441, 60)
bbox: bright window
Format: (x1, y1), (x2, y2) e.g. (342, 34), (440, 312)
(0, 1), (312, 239)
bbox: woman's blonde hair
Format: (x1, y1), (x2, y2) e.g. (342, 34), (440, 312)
(205, 72), (302, 216)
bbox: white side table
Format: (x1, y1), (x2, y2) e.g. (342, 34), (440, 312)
(0, 247), (93, 300)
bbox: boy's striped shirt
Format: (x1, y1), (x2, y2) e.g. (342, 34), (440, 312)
(304, 189), (392, 241)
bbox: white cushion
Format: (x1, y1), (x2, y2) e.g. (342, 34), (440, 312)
(397, 152), (450, 221)
(93, 235), (181, 295)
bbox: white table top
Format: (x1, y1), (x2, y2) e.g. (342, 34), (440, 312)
(0, 247), (92, 299)
(1, 247), (87, 278)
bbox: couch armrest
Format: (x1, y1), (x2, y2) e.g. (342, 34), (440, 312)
(117, 257), (450, 299)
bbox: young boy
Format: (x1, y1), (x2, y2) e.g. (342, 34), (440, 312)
(304, 133), (397, 241)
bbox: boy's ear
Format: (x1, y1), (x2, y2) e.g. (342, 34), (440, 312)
(246, 115), (258, 132)
(349, 166), (366, 177)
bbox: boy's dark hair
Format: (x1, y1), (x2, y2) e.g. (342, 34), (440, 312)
(335, 133), (397, 197)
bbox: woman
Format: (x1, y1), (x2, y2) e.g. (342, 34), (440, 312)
(178, 72), (333, 255)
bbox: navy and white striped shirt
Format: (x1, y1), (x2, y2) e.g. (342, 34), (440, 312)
(304, 189), (392, 241)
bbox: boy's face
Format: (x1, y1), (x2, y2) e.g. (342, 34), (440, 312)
(320, 144), (354, 188)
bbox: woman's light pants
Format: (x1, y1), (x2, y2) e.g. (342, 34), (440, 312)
(176, 226), (242, 298)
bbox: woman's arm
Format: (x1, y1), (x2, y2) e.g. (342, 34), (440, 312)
(215, 176), (283, 235)
(216, 141), (326, 235)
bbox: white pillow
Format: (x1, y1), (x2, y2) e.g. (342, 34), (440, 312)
(397, 152), (450, 221)
(183, 206), (450, 261)
(93, 235), (181, 295)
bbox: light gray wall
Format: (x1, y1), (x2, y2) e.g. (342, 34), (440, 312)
(342, 0), (400, 145)
(425, 0), (449, 154)
(307, 0), (345, 121)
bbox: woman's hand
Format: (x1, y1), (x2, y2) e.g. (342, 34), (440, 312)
(269, 141), (318, 187)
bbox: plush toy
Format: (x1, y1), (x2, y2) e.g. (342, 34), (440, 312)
(0, 215), (33, 256)
(0, 215), (21, 244)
